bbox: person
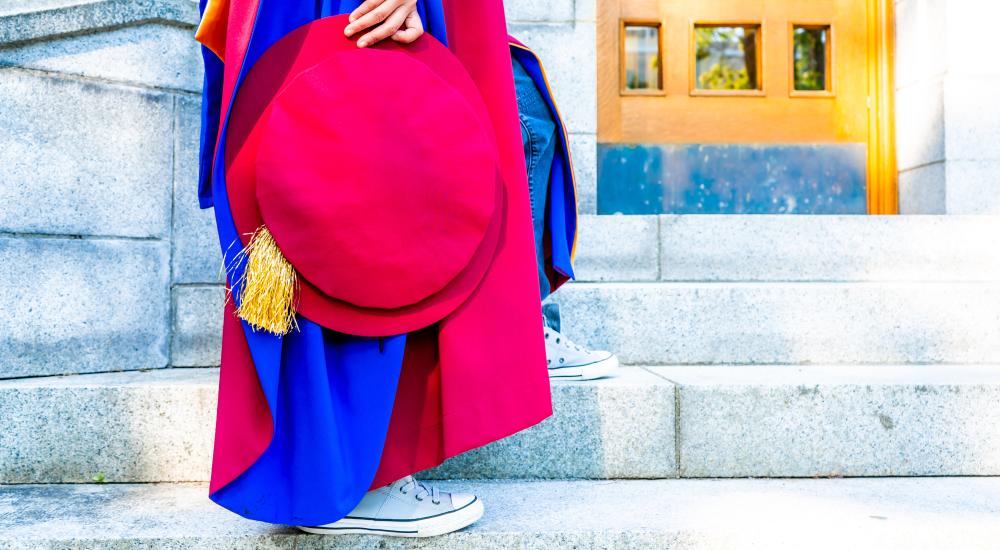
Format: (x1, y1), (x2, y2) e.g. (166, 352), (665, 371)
(194, 0), (617, 538)
(509, 41), (620, 381)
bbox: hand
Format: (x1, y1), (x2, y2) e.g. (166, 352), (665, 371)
(345, 0), (424, 48)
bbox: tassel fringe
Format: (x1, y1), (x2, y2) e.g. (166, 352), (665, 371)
(232, 226), (299, 335)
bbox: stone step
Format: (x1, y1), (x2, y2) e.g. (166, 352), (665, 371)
(0, 0), (198, 45)
(0, 367), (675, 484)
(5, 365), (1000, 483)
(574, 214), (1000, 282)
(554, 281), (1000, 364)
(3, 479), (1000, 548)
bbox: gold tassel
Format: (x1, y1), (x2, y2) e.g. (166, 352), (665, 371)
(233, 226), (299, 335)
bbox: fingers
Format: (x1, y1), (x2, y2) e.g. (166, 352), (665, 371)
(391, 10), (424, 43)
(356, 4), (409, 48)
(347, 0), (383, 23)
(345, 0), (404, 38)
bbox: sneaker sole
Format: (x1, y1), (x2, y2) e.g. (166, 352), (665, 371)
(297, 496), (484, 538)
(548, 354), (620, 381)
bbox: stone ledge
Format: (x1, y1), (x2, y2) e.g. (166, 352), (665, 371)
(555, 281), (1000, 364)
(0, 367), (675, 483)
(573, 214), (1000, 282)
(656, 364), (1000, 477)
(6, 365), (1000, 483)
(0, 0), (199, 47)
(657, 214), (1000, 282)
(3, 479), (1000, 548)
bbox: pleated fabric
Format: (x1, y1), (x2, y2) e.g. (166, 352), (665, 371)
(198, 0), (553, 527)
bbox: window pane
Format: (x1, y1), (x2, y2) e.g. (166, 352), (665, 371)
(623, 24), (661, 91)
(694, 24), (760, 91)
(793, 26), (829, 91)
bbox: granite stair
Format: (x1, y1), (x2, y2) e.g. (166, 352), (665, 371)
(5, 365), (1000, 483)
(3, 479), (1000, 549)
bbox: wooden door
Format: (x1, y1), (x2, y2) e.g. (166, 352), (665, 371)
(596, 0), (895, 214)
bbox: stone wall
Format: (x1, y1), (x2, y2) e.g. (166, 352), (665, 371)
(506, 0), (597, 214)
(895, 0), (1000, 214)
(0, 1), (206, 377)
(0, 0), (598, 377)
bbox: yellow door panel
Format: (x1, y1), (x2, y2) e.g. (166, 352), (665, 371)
(596, 0), (896, 214)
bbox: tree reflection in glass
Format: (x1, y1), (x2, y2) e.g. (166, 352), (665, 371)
(694, 24), (760, 91)
(793, 26), (829, 91)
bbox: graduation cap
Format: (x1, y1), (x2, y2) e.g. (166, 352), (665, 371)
(224, 14), (504, 335)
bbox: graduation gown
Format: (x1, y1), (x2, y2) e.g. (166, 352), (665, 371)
(195, 0), (578, 526)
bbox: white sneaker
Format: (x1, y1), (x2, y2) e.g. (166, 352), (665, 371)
(297, 476), (483, 537)
(545, 325), (619, 380)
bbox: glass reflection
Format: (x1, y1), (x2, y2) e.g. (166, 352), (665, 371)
(694, 24), (760, 91)
(793, 26), (829, 91)
(624, 24), (662, 91)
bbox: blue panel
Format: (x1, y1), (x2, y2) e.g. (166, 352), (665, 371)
(597, 143), (868, 214)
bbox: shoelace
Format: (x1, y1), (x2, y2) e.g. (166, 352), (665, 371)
(544, 327), (585, 352)
(399, 476), (442, 505)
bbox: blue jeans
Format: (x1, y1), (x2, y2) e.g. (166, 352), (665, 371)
(513, 56), (561, 331)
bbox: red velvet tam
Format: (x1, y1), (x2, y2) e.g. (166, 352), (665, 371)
(225, 15), (505, 336)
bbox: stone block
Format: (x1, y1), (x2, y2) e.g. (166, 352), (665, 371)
(894, 0), (947, 87)
(944, 76), (1000, 162)
(507, 22), (596, 134)
(895, 79), (944, 171)
(554, 282), (1000, 365)
(172, 95), (223, 284)
(171, 285), (224, 367)
(504, 0), (574, 22)
(0, 0), (199, 46)
(898, 162), (946, 214)
(576, 0), (597, 21)
(0, 236), (169, 378)
(658, 214), (1000, 281)
(943, 1), (1000, 78)
(0, 368), (216, 483)
(424, 368), (676, 479)
(664, 365), (1000, 477)
(573, 215), (658, 282)
(0, 70), (173, 238)
(945, 160), (1000, 215)
(569, 132), (597, 214)
(0, 23), (203, 91)
(0, 1), (86, 17)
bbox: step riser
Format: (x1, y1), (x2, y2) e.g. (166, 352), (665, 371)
(6, 366), (1000, 482)
(575, 215), (1000, 283)
(555, 283), (1000, 364)
(671, 369), (1000, 477)
(169, 279), (1000, 375)
(0, 369), (675, 484)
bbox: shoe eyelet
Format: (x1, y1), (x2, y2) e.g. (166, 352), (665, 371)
(547, 359), (551, 365)
(399, 487), (407, 494)
(433, 500), (441, 505)
(415, 496), (424, 502)
(559, 358), (565, 364)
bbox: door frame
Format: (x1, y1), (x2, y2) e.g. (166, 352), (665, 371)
(867, 0), (896, 214)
